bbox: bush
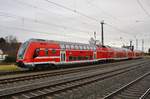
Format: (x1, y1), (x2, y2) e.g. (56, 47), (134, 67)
(3, 56), (16, 63)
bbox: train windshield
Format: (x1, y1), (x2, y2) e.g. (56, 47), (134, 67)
(17, 41), (29, 59)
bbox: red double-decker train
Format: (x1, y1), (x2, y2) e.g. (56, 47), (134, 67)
(16, 39), (143, 69)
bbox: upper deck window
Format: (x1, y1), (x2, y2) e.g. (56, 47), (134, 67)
(71, 45), (74, 49)
(84, 46), (87, 50)
(75, 45), (79, 50)
(66, 45), (70, 49)
(60, 44), (65, 49)
(90, 46), (93, 50)
(87, 46), (90, 50)
(93, 47), (96, 50)
(79, 45), (82, 50)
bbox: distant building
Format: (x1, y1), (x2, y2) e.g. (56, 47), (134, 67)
(0, 49), (8, 62)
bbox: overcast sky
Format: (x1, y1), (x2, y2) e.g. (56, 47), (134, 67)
(0, 0), (150, 51)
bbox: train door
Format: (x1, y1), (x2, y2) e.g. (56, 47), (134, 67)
(93, 51), (97, 59)
(60, 51), (66, 62)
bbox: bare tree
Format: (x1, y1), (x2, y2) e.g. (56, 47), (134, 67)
(148, 48), (150, 55)
(5, 35), (18, 44)
(0, 37), (6, 44)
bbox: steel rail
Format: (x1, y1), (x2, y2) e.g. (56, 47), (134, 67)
(103, 70), (150, 99)
(0, 59), (146, 85)
(139, 88), (150, 99)
(0, 61), (149, 98)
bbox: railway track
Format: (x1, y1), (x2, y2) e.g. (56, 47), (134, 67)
(103, 71), (150, 99)
(0, 59), (146, 85)
(0, 69), (29, 76)
(0, 59), (144, 77)
(140, 88), (150, 99)
(0, 59), (149, 99)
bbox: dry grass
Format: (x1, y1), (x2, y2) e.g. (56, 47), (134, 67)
(0, 64), (20, 71)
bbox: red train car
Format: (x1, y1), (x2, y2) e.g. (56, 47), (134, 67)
(16, 39), (143, 69)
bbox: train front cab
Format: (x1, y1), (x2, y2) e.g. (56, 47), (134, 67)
(16, 41), (59, 69)
(16, 41), (29, 68)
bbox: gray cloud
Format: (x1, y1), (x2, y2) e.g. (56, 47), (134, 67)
(0, 0), (150, 51)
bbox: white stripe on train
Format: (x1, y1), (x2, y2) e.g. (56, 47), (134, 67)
(24, 57), (132, 66)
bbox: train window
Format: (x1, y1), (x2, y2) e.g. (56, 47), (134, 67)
(78, 56), (82, 60)
(87, 46), (90, 50)
(82, 46), (85, 50)
(52, 49), (56, 54)
(17, 41), (29, 59)
(94, 52), (96, 59)
(73, 56), (76, 60)
(86, 46), (89, 50)
(84, 46), (86, 50)
(33, 48), (40, 58)
(87, 46), (88, 49)
(61, 52), (66, 61)
(92, 47), (94, 50)
(85, 56), (89, 60)
(93, 47), (96, 50)
(81, 46), (84, 50)
(89, 46), (91, 50)
(84, 45), (87, 50)
(69, 56), (73, 61)
(90, 55), (93, 59)
(74, 45), (76, 49)
(64, 45), (66, 49)
(75, 45), (79, 50)
(69, 45), (71, 49)
(82, 56), (85, 60)
(90, 47), (93, 50)
(60, 44), (65, 49)
(82, 46), (84, 50)
(83, 45), (85, 50)
(65, 45), (68, 49)
(93, 47), (94, 50)
(79, 45), (82, 50)
(78, 45), (80, 49)
(45, 49), (49, 56)
(71, 45), (74, 49)
(66, 45), (70, 49)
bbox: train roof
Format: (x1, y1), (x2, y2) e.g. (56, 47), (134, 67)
(28, 38), (95, 46)
(28, 39), (142, 52)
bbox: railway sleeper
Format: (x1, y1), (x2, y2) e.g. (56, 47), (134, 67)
(112, 94), (137, 99)
(124, 87), (150, 94)
(123, 90), (146, 95)
(13, 77), (90, 98)
(120, 91), (143, 97)
(1, 61), (149, 99)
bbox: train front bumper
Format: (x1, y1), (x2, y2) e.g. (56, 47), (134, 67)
(16, 61), (35, 69)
